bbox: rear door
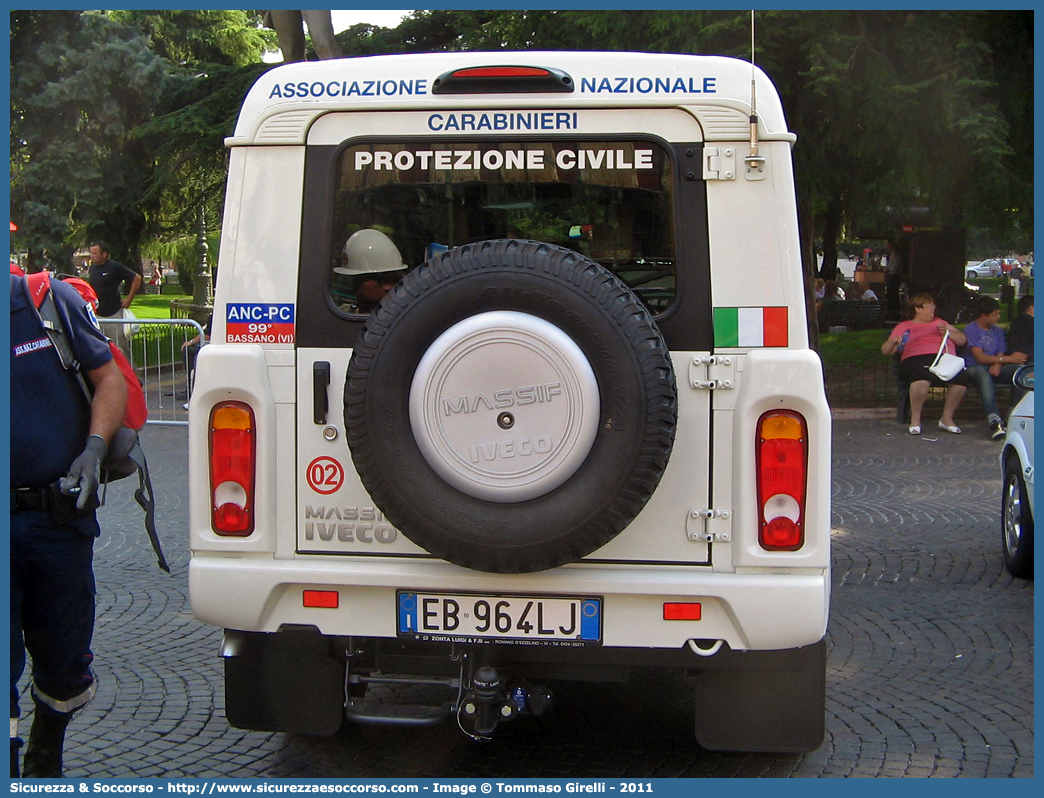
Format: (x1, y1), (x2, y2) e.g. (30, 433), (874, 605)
(295, 107), (714, 565)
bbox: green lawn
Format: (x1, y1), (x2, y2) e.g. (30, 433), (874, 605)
(818, 329), (887, 369)
(126, 292), (203, 366)
(965, 276), (1033, 296)
(131, 292), (192, 319)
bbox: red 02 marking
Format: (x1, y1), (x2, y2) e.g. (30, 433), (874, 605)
(306, 456), (344, 495)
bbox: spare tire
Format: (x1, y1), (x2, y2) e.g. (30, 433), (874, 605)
(344, 239), (676, 573)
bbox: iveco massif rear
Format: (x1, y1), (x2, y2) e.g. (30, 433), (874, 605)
(189, 51), (830, 751)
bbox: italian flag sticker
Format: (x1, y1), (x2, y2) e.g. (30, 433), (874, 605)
(714, 307), (789, 348)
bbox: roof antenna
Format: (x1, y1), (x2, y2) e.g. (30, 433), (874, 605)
(745, 10), (766, 175)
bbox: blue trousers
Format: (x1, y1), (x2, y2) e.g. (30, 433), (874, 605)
(10, 509), (97, 721)
(963, 363), (1021, 424)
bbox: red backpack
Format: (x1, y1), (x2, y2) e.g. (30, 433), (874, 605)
(23, 270), (148, 430)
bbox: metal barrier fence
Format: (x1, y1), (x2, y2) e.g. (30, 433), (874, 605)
(99, 317), (206, 427)
(823, 359), (900, 409)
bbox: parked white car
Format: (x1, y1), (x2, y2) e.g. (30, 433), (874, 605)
(1001, 365), (1034, 579)
(966, 259), (1001, 279)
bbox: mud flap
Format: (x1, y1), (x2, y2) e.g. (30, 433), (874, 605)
(693, 639), (826, 752)
(222, 628), (344, 736)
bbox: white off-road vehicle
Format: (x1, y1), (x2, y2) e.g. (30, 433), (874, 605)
(189, 51), (830, 751)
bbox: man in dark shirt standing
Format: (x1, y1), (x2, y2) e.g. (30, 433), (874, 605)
(87, 242), (141, 361)
(1007, 294), (1034, 364)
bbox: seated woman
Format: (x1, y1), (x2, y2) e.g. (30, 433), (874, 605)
(881, 293), (968, 435)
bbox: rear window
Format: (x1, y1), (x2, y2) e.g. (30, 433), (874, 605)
(327, 139), (676, 314)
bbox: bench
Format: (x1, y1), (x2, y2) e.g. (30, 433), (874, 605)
(819, 300), (885, 331)
(895, 358), (1016, 424)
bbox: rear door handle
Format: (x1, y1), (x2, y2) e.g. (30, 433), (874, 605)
(313, 361), (331, 424)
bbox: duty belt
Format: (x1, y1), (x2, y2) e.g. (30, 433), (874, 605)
(11, 486), (55, 512)
(11, 484), (87, 523)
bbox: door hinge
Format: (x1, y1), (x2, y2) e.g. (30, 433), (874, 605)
(703, 147), (737, 181)
(688, 355), (736, 391)
(686, 509), (732, 542)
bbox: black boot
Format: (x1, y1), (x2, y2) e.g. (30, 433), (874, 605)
(11, 737), (22, 778)
(22, 710), (70, 778)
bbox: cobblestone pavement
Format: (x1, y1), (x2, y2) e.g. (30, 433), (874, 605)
(18, 417), (1032, 778)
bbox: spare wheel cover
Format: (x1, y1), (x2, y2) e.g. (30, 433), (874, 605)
(410, 311), (600, 503)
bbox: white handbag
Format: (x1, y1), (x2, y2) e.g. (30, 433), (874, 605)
(928, 329), (965, 381)
(122, 307), (142, 336)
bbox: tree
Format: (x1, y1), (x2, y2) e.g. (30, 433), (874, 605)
(110, 9), (273, 67)
(10, 10), (271, 274)
(390, 10), (743, 55)
(107, 10), (273, 273)
(11, 10), (1030, 293)
(917, 10), (1032, 250)
(753, 11), (1030, 279)
(334, 11), (497, 56)
(10, 11), (171, 269)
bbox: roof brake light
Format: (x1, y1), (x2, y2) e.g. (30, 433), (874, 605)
(432, 65), (574, 95)
(450, 66), (552, 79)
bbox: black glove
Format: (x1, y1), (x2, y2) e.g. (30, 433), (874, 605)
(59, 435), (108, 510)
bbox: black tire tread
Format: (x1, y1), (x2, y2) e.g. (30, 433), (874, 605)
(1001, 454), (1034, 579)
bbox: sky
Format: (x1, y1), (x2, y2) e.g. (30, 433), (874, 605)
(329, 10), (411, 33)
(262, 10), (411, 61)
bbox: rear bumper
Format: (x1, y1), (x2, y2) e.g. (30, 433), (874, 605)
(189, 556), (828, 652)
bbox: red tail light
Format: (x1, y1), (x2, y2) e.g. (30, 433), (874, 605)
(209, 402), (255, 536)
(755, 410), (808, 551)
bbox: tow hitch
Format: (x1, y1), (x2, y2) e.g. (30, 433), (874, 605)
(345, 648), (554, 740)
(457, 666), (553, 740)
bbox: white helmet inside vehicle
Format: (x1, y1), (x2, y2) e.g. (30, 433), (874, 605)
(335, 229), (407, 276)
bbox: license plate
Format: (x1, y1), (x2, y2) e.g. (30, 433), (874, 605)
(397, 592), (602, 644)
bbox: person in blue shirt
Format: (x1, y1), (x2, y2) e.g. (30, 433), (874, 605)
(962, 295), (1029, 439)
(9, 271), (127, 777)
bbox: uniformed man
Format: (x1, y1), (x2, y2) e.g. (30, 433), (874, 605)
(9, 269), (127, 777)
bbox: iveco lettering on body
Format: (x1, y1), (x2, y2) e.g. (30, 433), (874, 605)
(302, 505), (398, 543)
(303, 521), (397, 544)
(191, 51), (830, 751)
